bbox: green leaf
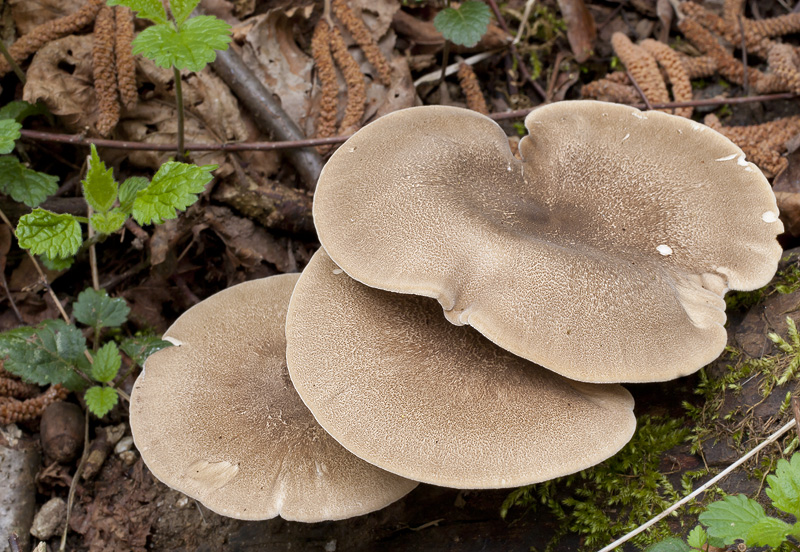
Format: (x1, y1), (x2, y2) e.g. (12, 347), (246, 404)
(40, 253), (74, 271)
(767, 455), (800, 516)
(433, 1), (491, 48)
(170, 0), (200, 26)
(91, 342), (122, 383)
(106, 0), (167, 24)
(0, 320), (87, 390)
(686, 526), (708, 549)
(120, 335), (172, 366)
(699, 494), (770, 545)
(84, 385), (118, 417)
(132, 17), (231, 72)
(744, 516), (792, 548)
(118, 176), (150, 213)
(643, 537), (691, 552)
(132, 162), (215, 225)
(82, 144), (117, 213)
(0, 100), (51, 124)
(0, 119), (21, 154)
(73, 288), (130, 328)
(17, 209), (82, 258)
(90, 209), (128, 234)
(0, 156), (59, 207)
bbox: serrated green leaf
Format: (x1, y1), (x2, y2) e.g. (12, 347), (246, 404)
(92, 342), (122, 383)
(0, 156), (59, 207)
(170, 0), (200, 26)
(433, 1), (491, 48)
(0, 100), (51, 124)
(132, 162), (215, 225)
(120, 335), (172, 366)
(17, 209), (82, 258)
(699, 494), (770, 545)
(118, 176), (150, 213)
(643, 537), (691, 552)
(0, 119), (21, 154)
(84, 385), (118, 417)
(40, 253), (74, 271)
(744, 516), (792, 548)
(132, 17), (231, 72)
(686, 525), (708, 549)
(82, 144), (117, 213)
(90, 209), (128, 234)
(106, 0), (167, 24)
(767, 455), (800, 517)
(0, 320), (87, 389)
(73, 288), (130, 328)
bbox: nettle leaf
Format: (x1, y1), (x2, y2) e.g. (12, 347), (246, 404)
(40, 253), (75, 271)
(745, 517), (792, 548)
(0, 320), (87, 389)
(0, 119), (21, 154)
(170, 0), (200, 26)
(119, 176), (150, 213)
(0, 100), (50, 124)
(92, 342), (122, 383)
(82, 144), (117, 213)
(643, 537), (691, 552)
(433, 1), (491, 48)
(132, 16), (231, 72)
(73, 288), (130, 328)
(699, 494), (770, 545)
(0, 156), (59, 207)
(84, 385), (118, 417)
(686, 526), (708, 549)
(120, 335), (172, 366)
(132, 162), (216, 225)
(106, 0), (167, 24)
(17, 209), (82, 259)
(767, 455), (800, 517)
(90, 209), (128, 234)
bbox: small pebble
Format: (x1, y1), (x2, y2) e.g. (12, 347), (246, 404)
(30, 497), (66, 540)
(119, 450), (138, 466)
(114, 436), (134, 455)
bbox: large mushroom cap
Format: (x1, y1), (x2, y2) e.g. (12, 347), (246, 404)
(130, 274), (418, 522)
(313, 101), (783, 383)
(285, 250), (637, 489)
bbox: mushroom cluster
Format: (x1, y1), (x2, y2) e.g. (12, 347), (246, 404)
(131, 100), (783, 521)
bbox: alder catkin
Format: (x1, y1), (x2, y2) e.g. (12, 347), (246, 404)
(641, 39), (693, 118)
(332, 0), (392, 86)
(312, 20), (339, 153)
(115, 6), (138, 110)
(581, 78), (641, 104)
(610, 32), (670, 110)
(0, 385), (69, 425)
(768, 43), (800, 94)
(93, 5), (120, 136)
(329, 25), (366, 135)
(457, 62), (489, 115)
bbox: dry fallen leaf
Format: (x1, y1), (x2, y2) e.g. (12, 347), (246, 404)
(557, 0), (597, 63)
(9, 0), (86, 35)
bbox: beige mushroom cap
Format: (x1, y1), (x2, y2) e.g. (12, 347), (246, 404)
(285, 250), (637, 488)
(130, 274), (418, 522)
(313, 101), (783, 383)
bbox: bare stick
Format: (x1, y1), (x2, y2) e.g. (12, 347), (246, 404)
(60, 413), (90, 552)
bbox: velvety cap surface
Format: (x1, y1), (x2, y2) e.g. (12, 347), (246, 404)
(285, 250), (637, 488)
(130, 274), (418, 521)
(312, 101), (783, 383)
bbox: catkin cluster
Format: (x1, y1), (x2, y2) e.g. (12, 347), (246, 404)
(0, 383), (69, 425)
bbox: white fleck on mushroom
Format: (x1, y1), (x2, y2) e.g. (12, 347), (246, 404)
(657, 244), (673, 256)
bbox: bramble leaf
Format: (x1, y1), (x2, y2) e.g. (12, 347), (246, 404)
(699, 494), (770, 545)
(686, 526), (708, 549)
(0, 119), (21, 154)
(744, 517), (792, 548)
(40, 254), (74, 271)
(90, 209), (128, 234)
(82, 144), (117, 213)
(643, 537), (691, 552)
(0, 157), (59, 207)
(84, 385), (118, 417)
(132, 162), (215, 225)
(433, 1), (491, 48)
(106, 0), (167, 24)
(73, 288), (130, 328)
(132, 17), (231, 72)
(119, 176), (149, 213)
(120, 335), (172, 366)
(0, 320), (87, 390)
(767, 454), (800, 517)
(0, 100), (50, 124)
(17, 209), (82, 258)
(170, 0), (200, 26)
(92, 342), (122, 383)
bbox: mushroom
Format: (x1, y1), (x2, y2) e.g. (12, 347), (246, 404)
(285, 249), (637, 488)
(130, 274), (418, 522)
(312, 101), (783, 383)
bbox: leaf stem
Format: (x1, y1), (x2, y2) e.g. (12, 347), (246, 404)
(173, 66), (186, 162)
(0, 40), (26, 84)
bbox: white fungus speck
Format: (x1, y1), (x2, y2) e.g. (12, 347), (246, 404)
(631, 112), (647, 120)
(622, 133), (630, 142)
(657, 244), (673, 256)
(715, 153), (737, 162)
(762, 211), (779, 223)
(736, 153), (748, 167)
(332, 268), (344, 275)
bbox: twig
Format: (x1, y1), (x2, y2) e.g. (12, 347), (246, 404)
(60, 412), (90, 552)
(173, 67), (186, 162)
(626, 69), (654, 111)
(7, 533), (20, 552)
(0, 41), (26, 84)
(1, 269), (23, 323)
(99, 259), (149, 290)
(597, 417), (797, 552)
(484, 0), (547, 100)
(512, 0), (538, 45)
(413, 50), (498, 86)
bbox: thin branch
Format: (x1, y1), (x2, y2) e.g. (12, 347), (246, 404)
(7, 533), (20, 552)
(626, 69), (654, 111)
(60, 412), (90, 552)
(173, 66), (186, 162)
(0, 40), (26, 84)
(1, 269), (22, 323)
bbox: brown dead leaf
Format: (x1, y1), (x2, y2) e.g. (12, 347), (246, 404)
(775, 192), (800, 236)
(391, 10), (511, 55)
(773, 133), (800, 193)
(556, 0), (596, 63)
(9, 0), (86, 35)
(347, 0), (400, 39)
